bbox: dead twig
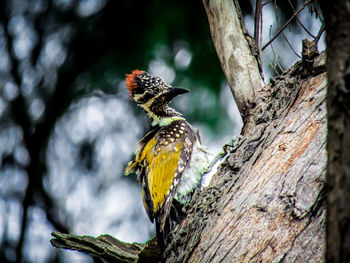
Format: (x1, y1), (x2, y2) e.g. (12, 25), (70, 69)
(262, 0), (312, 51)
(262, 0), (273, 7)
(315, 23), (325, 45)
(273, 0), (301, 59)
(283, 33), (302, 59)
(287, 0), (316, 38)
(254, 0), (263, 55)
(268, 25), (284, 75)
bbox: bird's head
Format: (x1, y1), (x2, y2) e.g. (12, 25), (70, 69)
(125, 70), (189, 109)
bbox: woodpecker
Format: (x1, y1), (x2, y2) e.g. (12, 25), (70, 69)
(124, 70), (209, 248)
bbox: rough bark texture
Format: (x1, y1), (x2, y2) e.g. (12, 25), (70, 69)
(202, 0), (264, 113)
(164, 51), (327, 263)
(320, 1), (350, 262)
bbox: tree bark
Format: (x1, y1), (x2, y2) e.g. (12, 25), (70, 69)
(164, 51), (327, 262)
(320, 1), (350, 262)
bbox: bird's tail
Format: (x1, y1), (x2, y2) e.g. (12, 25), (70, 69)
(155, 200), (184, 250)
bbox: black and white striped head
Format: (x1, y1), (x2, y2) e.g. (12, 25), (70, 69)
(125, 70), (189, 116)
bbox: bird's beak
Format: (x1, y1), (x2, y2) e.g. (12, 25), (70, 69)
(165, 87), (190, 101)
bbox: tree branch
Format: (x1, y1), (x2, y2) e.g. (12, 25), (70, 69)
(202, 0), (264, 114)
(50, 232), (162, 263)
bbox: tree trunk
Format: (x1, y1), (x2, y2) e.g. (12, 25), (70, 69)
(164, 2), (327, 262)
(202, 0), (264, 113)
(164, 55), (326, 263)
(320, 1), (350, 262)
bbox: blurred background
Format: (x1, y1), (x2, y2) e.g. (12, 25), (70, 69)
(0, 0), (324, 262)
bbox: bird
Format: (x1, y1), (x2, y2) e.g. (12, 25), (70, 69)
(124, 70), (209, 248)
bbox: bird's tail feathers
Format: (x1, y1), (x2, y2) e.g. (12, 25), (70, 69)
(155, 200), (184, 249)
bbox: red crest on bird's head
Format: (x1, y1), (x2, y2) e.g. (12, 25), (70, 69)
(125, 69), (144, 97)
(125, 70), (189, 107)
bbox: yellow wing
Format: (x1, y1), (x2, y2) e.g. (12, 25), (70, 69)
(127, 132), (182, 220)
(124, 128), (158, 176)
(147, 143), (183, 215)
